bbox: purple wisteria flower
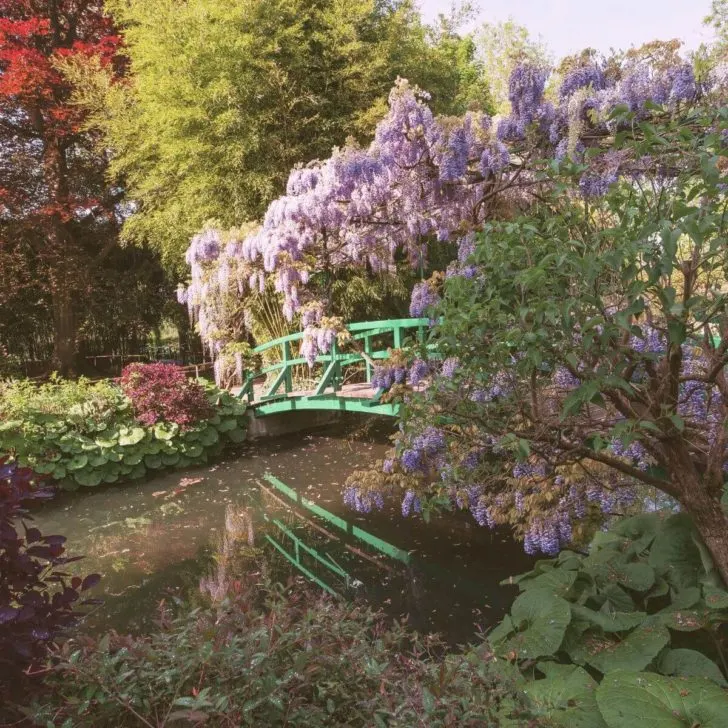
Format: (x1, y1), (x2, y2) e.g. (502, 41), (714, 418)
(441, 357), (459, 378)
(409, 282), (441, 318)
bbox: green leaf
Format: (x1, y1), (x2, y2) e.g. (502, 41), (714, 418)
(66, 454), (88, 471)
(596, 670), (728, 728)
(614, 562), (655, 592)
(571, 605), (647, 633)
(197, 426), (219, 447)
(525, 662), (605, 728)
(216, 417), (239, 432)
(499, 588), (572, 660)
(582, 623), (669, 674)
(118, 427), (146, 447)
(226, 427), (246, 444)
(73, 470), (103, 487)
(658, 648), (727, 687)
(161, 453), (181, 466)
(648, 514), (703, 590)
(521, 569), (578, 597)
(122, 451), (144, 466)
(154, 422), (179, 441)
(655, 606), (714, 632)
(144, 454), (163, 469)
(703, 583), (728, 609)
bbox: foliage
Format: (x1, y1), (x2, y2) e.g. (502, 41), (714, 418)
(384, 98), (728, 578)
(30, 576), (534, 727)
(487, 513), (728, 727)
(64, 0), (492, 269)
(0, 376), (247, 490)
(0, 457), (99, 687)
(180, 51), (709, 383)
(0, 0), (160, 374)
(120, 362), (214, 428)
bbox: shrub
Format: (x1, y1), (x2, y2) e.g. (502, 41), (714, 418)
(120, 362), (214, 427)
(0, 458), (99, 686)
(0, 377), (247, 490)
(30, 576), (534, 727)
(488, 512), (728, 726)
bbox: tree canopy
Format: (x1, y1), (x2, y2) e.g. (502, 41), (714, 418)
(69, 0), (492, 269)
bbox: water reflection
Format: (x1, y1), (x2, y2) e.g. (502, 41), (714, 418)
(30, 417), (534, 645)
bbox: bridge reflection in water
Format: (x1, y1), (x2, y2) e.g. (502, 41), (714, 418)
(256, 473), (501, 629)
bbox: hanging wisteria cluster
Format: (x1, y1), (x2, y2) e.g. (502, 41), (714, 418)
(180, 55), (712, 380)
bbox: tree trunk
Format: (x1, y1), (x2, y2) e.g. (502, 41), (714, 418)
(51, 288), (77, 376)
(681, 486), (728, 587)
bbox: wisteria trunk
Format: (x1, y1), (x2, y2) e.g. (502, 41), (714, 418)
(682, 487), (728, 588)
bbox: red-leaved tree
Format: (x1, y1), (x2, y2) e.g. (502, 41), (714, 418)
(0, 1), (121, 373)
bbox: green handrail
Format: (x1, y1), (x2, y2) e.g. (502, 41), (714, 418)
(238, 317), (431, 412)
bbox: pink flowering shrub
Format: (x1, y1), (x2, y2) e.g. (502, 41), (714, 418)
(120, 363), (214, 428)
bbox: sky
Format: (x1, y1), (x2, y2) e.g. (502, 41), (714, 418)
(418, 0), (716, 59)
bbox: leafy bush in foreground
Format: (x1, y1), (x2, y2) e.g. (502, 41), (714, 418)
(0, 375), (247, 490)
(0, 458), (98, 688)
(489, 512), (728, 726)
(30, 579), (534, 727)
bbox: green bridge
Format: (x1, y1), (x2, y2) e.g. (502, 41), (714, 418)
(236, 318), (429, 417)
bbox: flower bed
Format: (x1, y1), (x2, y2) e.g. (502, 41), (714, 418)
(0, 367), (247, 490)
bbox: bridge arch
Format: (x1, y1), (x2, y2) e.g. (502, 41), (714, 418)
(235, 318), (430, 417)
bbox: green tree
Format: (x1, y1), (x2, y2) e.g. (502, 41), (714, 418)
(473, 19), (552, 114)
(68, 0), (491, 269)
(399, 104), (728, 582)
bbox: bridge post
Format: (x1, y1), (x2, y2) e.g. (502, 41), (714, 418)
(331, 339), (341, 392)
(364, 335), (373, 383)
(283, 341), (293, 393)
(393, 324), (403, 349)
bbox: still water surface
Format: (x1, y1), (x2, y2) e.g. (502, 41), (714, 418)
(32, 417), (533, 646)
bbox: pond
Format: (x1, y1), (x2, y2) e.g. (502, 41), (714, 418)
(31, 416), (534, 646)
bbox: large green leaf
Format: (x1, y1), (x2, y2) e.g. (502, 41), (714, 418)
(614, 562), (655, 592)
(154, 422), (179, 441)
(655, 606), (714, 632)
(658, 648), (727, 687)
(122, 451), (144, 466)
(66, 454), (89, 471)
(88, 452), (109, 468)
(161, 452), (181, 466)
(118, 427), (146, 447)
(648, 514), (703, 590)
(596, 670), (728, 728)
(521, 569), (578, 597)
(216, 417), (240, 432)
(181, 442), (203, 458)
(73, 469), (103, 487)
(703, 583), (728, 610)
(499, 588), (572, 660)
(581, 623), (669, 674)
(601, 584), (636, 612)
(226, 426), (246, 444)
(144, 454), (163, 470)
(525, 662), (605, 727)
(571, 604), (647, 633)
(197, 426), (219, 447)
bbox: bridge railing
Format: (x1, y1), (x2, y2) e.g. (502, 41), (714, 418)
(237, 318), (430, 404)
